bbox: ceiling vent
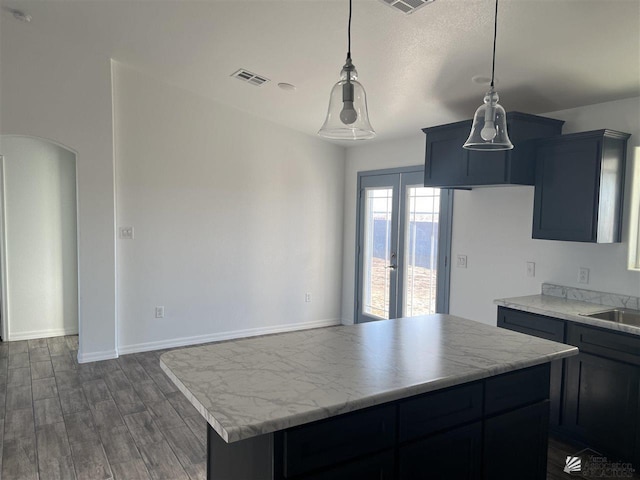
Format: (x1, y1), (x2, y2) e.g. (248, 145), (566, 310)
(379, 0), (435, 15)
(231, 69), (270, 87)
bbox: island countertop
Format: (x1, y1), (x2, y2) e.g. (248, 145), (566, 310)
(159, 314), (577, 443)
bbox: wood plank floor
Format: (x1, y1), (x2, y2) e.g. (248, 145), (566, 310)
(0, 336), (207, 480)
(1, 335), (638, 479)
(547, 436), (640, 480)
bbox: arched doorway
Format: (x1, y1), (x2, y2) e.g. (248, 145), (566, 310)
(0, 135), (79, 342)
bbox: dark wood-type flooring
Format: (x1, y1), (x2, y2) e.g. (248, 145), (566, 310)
(0, 336), (206, 479)
(0, 335), (638, 479)
(547, 436), (640, 480)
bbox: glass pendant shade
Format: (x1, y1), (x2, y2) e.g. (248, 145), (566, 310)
(318, 61), (375, 140)
(463, 88), (513, 151)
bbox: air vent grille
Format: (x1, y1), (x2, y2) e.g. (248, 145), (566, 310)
(380, 0), (435, 15)
(231, 69), (270, 87)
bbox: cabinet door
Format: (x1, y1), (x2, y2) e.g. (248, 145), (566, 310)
(497, 307), (564, 427)
(563, 352), (639, 461)
(424, 127), (508, 187)
(398, 383), (482, 442)
(483, 401), (550, 480)
(497, 307), (565, 342)
(398, 422), (482, 480)
(281, 404), (395, 477)
(299, 450), (394, 480)
(424, 126), (468, 186)
(533, 136), (601, 241)
(466, 150), (509, 185)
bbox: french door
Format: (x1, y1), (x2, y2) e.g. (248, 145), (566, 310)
(355, 167), (452, 323)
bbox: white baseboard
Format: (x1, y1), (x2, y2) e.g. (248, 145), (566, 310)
(118, 318), (342, 356)
(8, 327), (79, 342)
(77, 349), (119, 364)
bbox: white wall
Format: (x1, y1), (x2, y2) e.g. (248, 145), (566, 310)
(114, 64), (346, 353)
(2, 136), (78, 340)
(0, 18), (117, 360)
(342, 97), (640, 325)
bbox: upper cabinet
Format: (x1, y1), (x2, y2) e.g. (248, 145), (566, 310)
(532, 130), (630, 243)
(423, 112), (564, 188)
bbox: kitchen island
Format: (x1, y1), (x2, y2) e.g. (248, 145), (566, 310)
(160, 314), (578, 480)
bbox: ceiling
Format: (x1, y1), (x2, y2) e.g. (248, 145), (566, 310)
(2, 0), (639, 145)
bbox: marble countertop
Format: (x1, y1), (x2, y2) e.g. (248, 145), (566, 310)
(159, 314), (577, 443)
(494, 295), (640, 336)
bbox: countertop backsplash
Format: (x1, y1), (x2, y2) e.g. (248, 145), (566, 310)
(541, 283), (640, 311)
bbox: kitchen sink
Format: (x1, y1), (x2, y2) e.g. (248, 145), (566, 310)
(580, 308), (640, 326)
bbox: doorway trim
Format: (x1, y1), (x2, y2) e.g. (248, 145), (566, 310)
(0, 135), (81, 345)
(0, 154), (7, 342)
(354, 165), (453, 323)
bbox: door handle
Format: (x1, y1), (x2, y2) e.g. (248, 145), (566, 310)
(387, 252), (397, 270)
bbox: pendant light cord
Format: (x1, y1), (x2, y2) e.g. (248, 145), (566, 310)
(347, 0), (352, 60)
(490, 0), (498, 88)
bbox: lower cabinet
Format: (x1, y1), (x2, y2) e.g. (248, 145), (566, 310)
(483, 401), (550, 480)
(564, 353), (639, 461)
(564, 323), (640, 465)
(299, 450), (395, 480)
(281, 404), (396, 477)
(497, 306), (564, 427)
(398, 422), (482, 480)
(497, 307), (640, 467)
(283, 365), (550, 480)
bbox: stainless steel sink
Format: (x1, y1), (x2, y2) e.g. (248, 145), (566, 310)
(580, 308), (640, 326)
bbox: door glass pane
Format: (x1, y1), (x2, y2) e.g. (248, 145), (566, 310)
(403, 186), (440, 316)
(362, 188), (393, 319)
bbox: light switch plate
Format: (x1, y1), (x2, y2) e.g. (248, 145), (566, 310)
(526, 262), (536, 277)
(457, 255), (468, 268)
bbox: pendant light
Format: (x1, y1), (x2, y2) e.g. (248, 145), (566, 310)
(463, 0), (513, 151)
(318, 0), (375, 140)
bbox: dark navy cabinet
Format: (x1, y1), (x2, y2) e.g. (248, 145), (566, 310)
(398, 422), (482, 480)
(280, 404), (396, 477)
(483, 401), (550, 480)
(423, 112), (564, 188)
(563, 323), (640, 465)
(296, 451), (395, 480)
(497, 306), (564, 427)
(423, 122), (468, 187)
(498, 307), (640, 467)
(532, 129), (630, 243)
(281, 365), (551, 480)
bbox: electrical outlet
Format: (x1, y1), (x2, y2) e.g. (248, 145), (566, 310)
(456, 255), (468, 268)
(305, 293), (312, 303)
(526, 262), (536, 278)
(578, 267), (590, 284)
(155, 306), (165, 318)
(119, 226), (134, 240)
